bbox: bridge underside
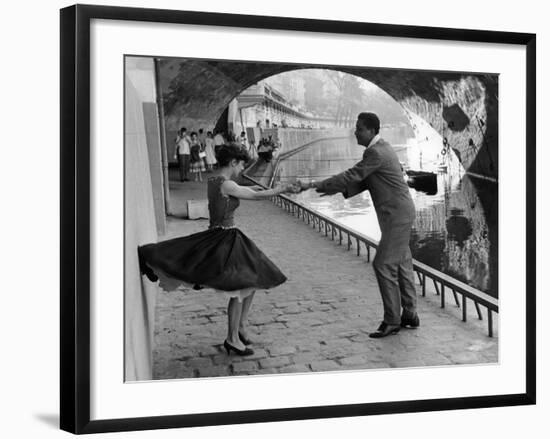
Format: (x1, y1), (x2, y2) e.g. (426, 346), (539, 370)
(158, 58), (498, 179)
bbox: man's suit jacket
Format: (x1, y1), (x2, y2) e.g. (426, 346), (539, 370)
(317, 138), (416, 229)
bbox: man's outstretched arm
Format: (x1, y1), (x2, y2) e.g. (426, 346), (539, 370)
(303, 149), (382, 198)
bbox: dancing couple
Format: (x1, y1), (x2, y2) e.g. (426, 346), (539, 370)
(139, 112), (419, 358)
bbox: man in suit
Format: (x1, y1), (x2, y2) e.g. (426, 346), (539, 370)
(301, 112), (419, 338)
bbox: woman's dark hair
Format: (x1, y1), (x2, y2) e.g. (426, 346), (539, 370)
(216, 144), (250, 166)
(357, 112), (380, 134)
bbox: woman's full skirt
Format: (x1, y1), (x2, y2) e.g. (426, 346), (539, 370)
(138, 227), (286, 292)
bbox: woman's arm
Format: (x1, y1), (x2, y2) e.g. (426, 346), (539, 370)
(222, 180), (293, 200)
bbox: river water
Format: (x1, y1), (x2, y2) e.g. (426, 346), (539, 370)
(275, 135), (498, 298)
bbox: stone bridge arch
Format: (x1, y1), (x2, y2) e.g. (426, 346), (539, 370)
(158, 58), (498, 179)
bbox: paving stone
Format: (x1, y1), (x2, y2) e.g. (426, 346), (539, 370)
(256, 368), (278, 375)
(249, 315), (273, 325)
(198, 346), (220, 356)
(349, 334), (372, 343)
(338, 355), (370, 366)
(283, 305), (302, 314)
(322, 348), (354, 360)
(197, 366), (230, 377)
(259, 356), (292, 369)
(310, 360), (341, 372)
(279, 365), (311, 374)
(176, 304), (207, 312)
(443, 351), (488, 364)
(261, 323), (287, 331)
(275, 314), (295, 323)
(232, 361), (259, 373)
(274, 301), (297, 308)
(212, 354), (233, 366)
(284, 320), (306, 329)
(185, 357), (213, 369)
(421, 354), (454, 366)
(340, 361), (389, 371)
(292, 352), (318, 364)
(388, 359), (426, 368)
(267, 345), (297, 356)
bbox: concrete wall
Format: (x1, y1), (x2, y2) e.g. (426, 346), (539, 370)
(124, 58), (163, 381)
(142, 101), (166, 235)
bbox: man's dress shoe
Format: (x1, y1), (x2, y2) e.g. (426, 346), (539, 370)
(369, 322), (401, 338)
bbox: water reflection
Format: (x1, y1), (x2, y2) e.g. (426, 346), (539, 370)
(277, 136), (497, 298)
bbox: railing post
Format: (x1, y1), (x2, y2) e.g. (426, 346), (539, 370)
(356, 238), (360, 256)
(452, 289), (460, 307)
(422, 273), (426, 297)
(367, 245), (370, 262)
(462, 295), (467, 321)
(339, 228), (342, 245)
(488, 309), (493, 337)
(433, 280), (440, 295)
(475, 302), (483, 320)
(347, 234), (351, 251)
(441, 284), (445, 308)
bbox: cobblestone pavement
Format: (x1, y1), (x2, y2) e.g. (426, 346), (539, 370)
(152, 177), (498, 380)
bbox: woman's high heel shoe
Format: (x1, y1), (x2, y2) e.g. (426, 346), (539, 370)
(223, 340), (254, 356)
(238, 331), (252, 345)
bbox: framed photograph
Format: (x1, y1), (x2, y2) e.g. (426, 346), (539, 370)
(60, 4), (536, 434)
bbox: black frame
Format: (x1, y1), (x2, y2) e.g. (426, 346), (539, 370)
(60, 4), (536, 434)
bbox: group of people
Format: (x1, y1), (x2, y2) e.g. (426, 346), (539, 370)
(140, 112), (419, 358)
(174, 127), (219, 182)
(256, 136), (279, 162)
(175, 128), (261, 183)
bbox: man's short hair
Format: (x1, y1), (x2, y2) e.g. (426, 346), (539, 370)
(357, 112), (380, 134)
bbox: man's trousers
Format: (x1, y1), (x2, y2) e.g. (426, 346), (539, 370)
(372, 221), (417, 325)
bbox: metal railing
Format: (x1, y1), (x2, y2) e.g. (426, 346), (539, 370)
(244, 173), (498, 337)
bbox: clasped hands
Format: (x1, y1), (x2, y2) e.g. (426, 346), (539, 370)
(275, 179), (331, 195)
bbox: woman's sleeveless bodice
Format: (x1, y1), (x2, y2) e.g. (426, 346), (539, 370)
(207, 176), (240, 228)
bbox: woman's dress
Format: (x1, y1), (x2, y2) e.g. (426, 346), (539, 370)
(138, 176), (287, 297)
(204, 138), (217, 165)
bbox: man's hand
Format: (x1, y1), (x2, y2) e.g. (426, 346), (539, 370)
(315, 185), (339, 196)
(297, 179), (314, 191)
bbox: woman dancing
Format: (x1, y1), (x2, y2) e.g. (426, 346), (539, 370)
(139, 144), (297, 356)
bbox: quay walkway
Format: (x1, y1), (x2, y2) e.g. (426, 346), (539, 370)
(152, 173), (498, 379)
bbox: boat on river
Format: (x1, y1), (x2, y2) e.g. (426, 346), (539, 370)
(405, 169), (438, 195)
